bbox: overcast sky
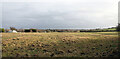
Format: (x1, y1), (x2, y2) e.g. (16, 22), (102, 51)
(1, 0), (119, 29)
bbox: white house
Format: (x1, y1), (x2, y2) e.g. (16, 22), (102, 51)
(8, 30), (17, 33)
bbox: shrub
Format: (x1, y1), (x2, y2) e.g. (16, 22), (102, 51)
(116, 23), (120, 31)
(24, 29), (30, 32)
(31, 29), (37, 32)
(0, 28), (5, 32)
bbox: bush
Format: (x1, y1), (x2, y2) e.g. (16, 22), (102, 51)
(24, 29), (30, 32)
(25, 29), (37, 32)
(46, 29), (51, 32)
(0, 28), (5, 32)
(116, 23), (120, 31)
(31, 29), (37, 32)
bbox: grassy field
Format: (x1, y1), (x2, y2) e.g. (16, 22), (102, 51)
(2, 32), (119, 57)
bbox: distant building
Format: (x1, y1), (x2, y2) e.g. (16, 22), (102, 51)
(8, 30), (17, 33)
(45, 31), (47, 33)
(5, 29), (10, 32)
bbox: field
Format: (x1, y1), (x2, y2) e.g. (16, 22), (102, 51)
(2, 32), (119, 57)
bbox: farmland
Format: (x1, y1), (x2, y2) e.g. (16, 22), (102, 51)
(2, 32), (119, 57)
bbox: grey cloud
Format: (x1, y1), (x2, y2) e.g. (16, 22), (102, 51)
(2, 0), (118, 29)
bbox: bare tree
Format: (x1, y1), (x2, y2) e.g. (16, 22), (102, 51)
(10, 27), (17, 31)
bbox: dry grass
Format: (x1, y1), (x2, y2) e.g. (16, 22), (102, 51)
(2, 32), (119, 57)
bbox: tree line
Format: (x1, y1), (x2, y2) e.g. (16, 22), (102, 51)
(0, 24), (120, 33)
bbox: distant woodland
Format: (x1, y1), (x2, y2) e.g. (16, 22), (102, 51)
(0, 26), (119, 33)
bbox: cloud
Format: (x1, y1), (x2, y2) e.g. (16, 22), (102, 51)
(2, 0), (119, 29)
